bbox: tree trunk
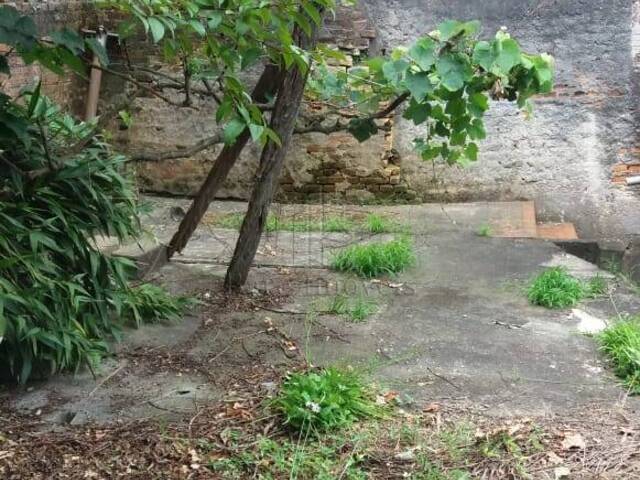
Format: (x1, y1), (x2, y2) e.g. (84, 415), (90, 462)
(166, 65), (281, 259)
(224, 23), (320, 289)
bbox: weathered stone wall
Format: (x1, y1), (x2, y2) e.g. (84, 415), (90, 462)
(126, 3), (410, 204)
(362, 0), (640, 245)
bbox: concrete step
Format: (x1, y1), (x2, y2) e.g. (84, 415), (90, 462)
(491, 200), (578, 240)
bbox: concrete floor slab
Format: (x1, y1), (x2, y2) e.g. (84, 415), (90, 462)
(3, 199), (639, 426)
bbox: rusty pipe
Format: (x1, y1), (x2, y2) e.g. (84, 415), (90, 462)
(84, 26), (107, 121)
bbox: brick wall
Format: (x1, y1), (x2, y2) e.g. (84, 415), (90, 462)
(0, 0), (95, 114)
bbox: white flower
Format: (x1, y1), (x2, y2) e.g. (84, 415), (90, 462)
(305, 401), (321, 413)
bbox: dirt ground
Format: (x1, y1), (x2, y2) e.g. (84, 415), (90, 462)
(1, 199), (639, 479)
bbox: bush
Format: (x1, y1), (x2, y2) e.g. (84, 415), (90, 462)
(599, 318), (640, 394)
(0, 92), (185, 382)
(330, 238), (415, 278)
(274, 367), (380, 433)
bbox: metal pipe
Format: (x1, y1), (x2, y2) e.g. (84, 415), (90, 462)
(84, 26), (107, 121)
(626, 175), (640, 186)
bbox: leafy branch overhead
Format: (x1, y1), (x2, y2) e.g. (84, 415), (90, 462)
(308, 21), (554, 165)
(104, 0), (336, 146)
(95, 3), (554, 167)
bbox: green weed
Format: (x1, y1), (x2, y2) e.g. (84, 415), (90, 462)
(527, 267), (605, 309)
(273, 367), (381, 433)
(330, 238), (415, 278)
(211, 211), (410, 236)
(476, 224), (492, 237)
(325, 294), (378, 322)
(323, 216), (355, 232)
(364, 213), (392, 233)
(599, 317), (640, 394)
(585, 275), (608, 297)
(209, 432), (368, 479)
(414, 457), (470, 480)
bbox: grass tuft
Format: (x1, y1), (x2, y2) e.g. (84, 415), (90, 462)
(476, 224), (492, 237)
(330, 238), (415, 278)
(599, 317), (640, 394)
(323, 216), (355, 233)
(527, 267), (608, 309)
(273, 367), (381, 433)
(211, 212), (409, 235)
(364, 213), (392, 234)
(325, 294), (377, 322)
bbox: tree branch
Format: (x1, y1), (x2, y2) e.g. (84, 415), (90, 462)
(93, 65), (195, 109)
(129, 132), (224, 162)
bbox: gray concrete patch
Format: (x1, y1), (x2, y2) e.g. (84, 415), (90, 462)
(4, 200), (639, 426)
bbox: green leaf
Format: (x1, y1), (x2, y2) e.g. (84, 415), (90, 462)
(472, 41), (493, 71)
(302, 1), (322, 25)
(27, 82), (41, 117)
(436, 53), (471, 91)
(147, 17), (166, 43)
(402, 98), (430, 125)
(0, 56), (8, 74)
(409, 37), (436, 70)
(0, 6), (38, 49)
(188, 19), (206, 37)
(438, 20), (480, 41)
(85, 37), (109, 66)
(405, 70), (433, 101)
(465, 142), (479, 161)
(348, 118), (378, 142)
(494, 38), (521, 74)
(49, 28), (84, 54)
(223, 118), (246, 144)
(467, 118), (486, 140)
(382, 59), (409, 87)
(248, 123), (265, 142)
(468, 93), (489, 118)
(438, 20), (463, 41)
(444, 97), (466, 117)
(241, 47), (262, 69)
(206, 12), (223, 30)
(532, 54), (554, 91)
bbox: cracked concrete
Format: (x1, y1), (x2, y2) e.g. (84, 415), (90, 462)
(3, 199), (639, 426)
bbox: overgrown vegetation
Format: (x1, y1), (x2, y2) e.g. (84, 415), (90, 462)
(331, 238), (415, 278)
(211, 402), (549, 479)
(527, 267), (608, 309)
(0, 13), (187, 382)
(363, 213), (406, 234)
(599, 317), (640, 394)
(324, 294), (378, 322)
(273, 367), (381, 433)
